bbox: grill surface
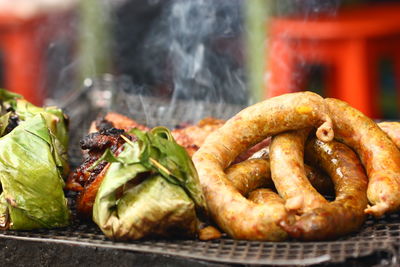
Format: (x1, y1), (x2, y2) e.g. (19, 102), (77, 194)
(0, 214), (399, 265)
(2, 80), (400, 265)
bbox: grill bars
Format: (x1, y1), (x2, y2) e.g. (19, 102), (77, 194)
(0, 213), (399, 265)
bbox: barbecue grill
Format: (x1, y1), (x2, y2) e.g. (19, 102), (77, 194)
(1, 77), (399, 266)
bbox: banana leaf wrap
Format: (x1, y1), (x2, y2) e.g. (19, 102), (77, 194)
(0, 89), (70, 229)
(93, 127), (208, 240)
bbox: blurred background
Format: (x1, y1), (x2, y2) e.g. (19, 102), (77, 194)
(0, 0), (399, 119)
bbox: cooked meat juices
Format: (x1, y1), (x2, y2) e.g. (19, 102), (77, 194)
(280, 138), (368, 240)
(192, 91), (334, 240)
(325, 98), (400, 216)
(270, 128), (328, 213)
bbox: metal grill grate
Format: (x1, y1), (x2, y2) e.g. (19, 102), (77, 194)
(0, 212), (399, 265)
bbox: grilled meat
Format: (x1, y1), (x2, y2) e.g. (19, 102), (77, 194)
(67, 113), (224, 218)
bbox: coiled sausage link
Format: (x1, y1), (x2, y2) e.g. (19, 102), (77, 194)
(225, 158), (333, 197)
(325, 98), (400, 216)
(225, 159), (272, 196)
(248, 189), (284, 205)
(280, 138), (368, 240)
(193, 92), (334, 240)
(270, 128), (329, 213)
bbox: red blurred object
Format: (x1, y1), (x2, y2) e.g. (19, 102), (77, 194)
(266, 4), (400, 118)
(0, 11), (73, 105)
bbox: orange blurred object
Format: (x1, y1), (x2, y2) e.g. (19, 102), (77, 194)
(266, 4), (400, 118)
(0, 11), (73, 105)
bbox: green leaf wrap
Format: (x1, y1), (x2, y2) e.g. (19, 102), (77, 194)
(93, 127), (206, 240)
(0, 89), (70, 230)
(0, 114), (70, 229)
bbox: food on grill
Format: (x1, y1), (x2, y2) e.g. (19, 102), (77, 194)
(67, 114), (223, 218)
(326, 98), (400, 217)
(226, 158), (333, 197)
(378, 121), (400, 148)
(92, 127), (207, 240)
(280, 138), (368, 240)
(225, 159), (272, 196)
(69, 90), (400, 241)
(89, 113), (224, 157)
(248, 188), (285, 206)
(270, 128), (328, 213)
(192, 91), (334, 241)
(198, 225), (222, 240)
(90, 112), (150, 133)
(66, 127), (128, 218)
(0, 89), (70, 230)
(171, 117), (225, 157)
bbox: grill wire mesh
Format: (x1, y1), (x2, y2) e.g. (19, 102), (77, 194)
(1, 79), (400, 265)
(0, 214), (399, 265)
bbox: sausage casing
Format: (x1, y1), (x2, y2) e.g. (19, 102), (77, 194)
(270, 128), (328, 213)
(280, 138), (368, 240)
(225, 159), (272, 196)
(326, 98), (400, 216)
(248, 189), (285, 205)
(193, 91), (333, 240)
(226, 158), (333, 197)
(378, 121), (400, 149)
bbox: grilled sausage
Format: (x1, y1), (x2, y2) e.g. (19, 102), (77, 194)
(226, 158), (333, 197)
(378, 121), (400, 149)
(192, 91), (334, 240)
(325, 98), (400, 216)
(304, 164), (334, 196)
(225, 159), (272, 196)
(270, 128), (328, 213)
(280, 138), (368, 240)
(248, 189), (284, 205)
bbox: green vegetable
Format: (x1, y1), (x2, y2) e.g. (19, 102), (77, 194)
(93, 127), (207, 240)
(0, 89), (70, 230)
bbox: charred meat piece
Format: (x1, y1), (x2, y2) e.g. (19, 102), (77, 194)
(80, 128), (125, 151)
(66, 128), (129, 218)
(66, 128), (128, 191)
(4, 113), (19, 135)
(95, 117), (114, 133)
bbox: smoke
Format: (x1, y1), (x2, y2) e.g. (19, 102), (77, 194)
(113, 0), (247, 107)
(50, 0), (345, 127)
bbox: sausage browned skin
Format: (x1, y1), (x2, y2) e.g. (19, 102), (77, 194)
(248, 189), (285, 205)
(280, 138), (368, 240)
(270, 128), (329, 213)
(192, 91), (334, 240)
(225, 159), (272, 196)
(326, 98), (400, 216)
(226, 158), (333, 197)
(304, 164), (334, 196)
(378, 121), (400, 149)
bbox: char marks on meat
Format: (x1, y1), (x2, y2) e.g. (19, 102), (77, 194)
(80, 128), (125, 151)
(4, 114), (19, 135)
(66, 118), (129, 193)
(95, 117), (114, 133)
